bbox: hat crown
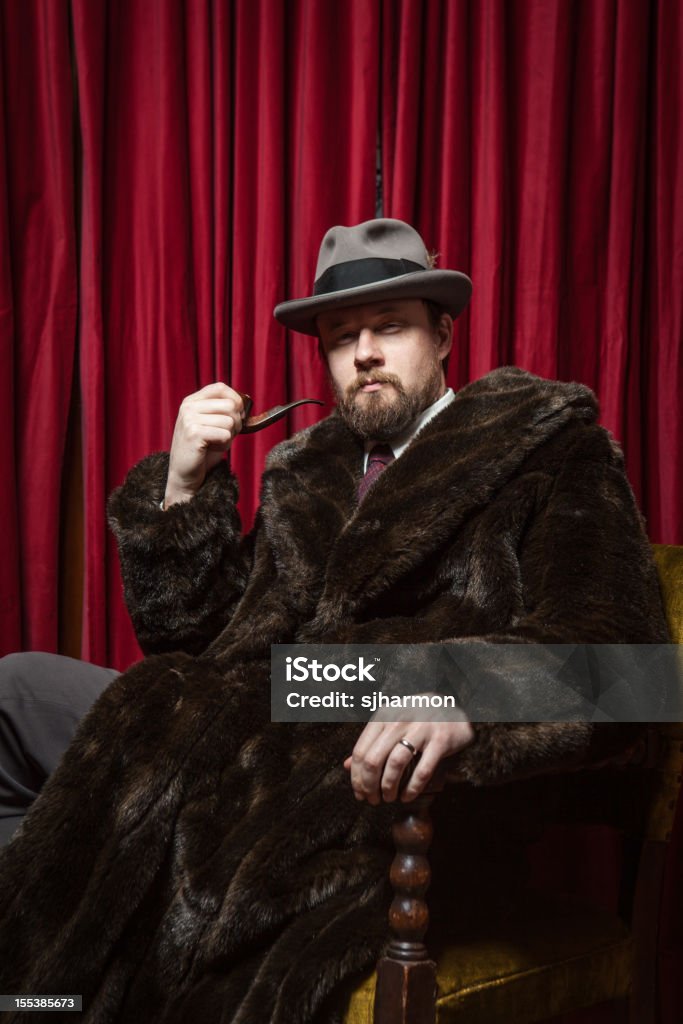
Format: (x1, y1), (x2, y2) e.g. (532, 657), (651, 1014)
(314, 218), (430, 283)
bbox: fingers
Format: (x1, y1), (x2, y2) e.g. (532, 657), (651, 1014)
(191, 381), (246, 407)
(164, 383), (247, 506)
(399, 743), (442, 802)
(180, 387), (245, 425)
(347, 719), (476, 805)
(349, 723), (423, 806)
(182, 414), (242, 445)
(400, 722), (475, 801)
(380, 741), (417, 803)
(184, 399), (245, 416)
(175, 387), (245, 436)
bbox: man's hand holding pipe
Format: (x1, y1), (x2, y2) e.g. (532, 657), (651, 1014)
(163, 382), (245, 508)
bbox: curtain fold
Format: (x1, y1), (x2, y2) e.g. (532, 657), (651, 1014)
(0, 5), (20, 654)
(72, 0), (213, 667)
(0, 0), (77, 656)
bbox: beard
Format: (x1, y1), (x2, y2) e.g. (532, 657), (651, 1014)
(333, 360), (443, 441)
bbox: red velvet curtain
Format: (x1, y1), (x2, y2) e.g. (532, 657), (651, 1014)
(71, 0), (236, 666)
(381, 0), (682, 546)
(2, 0), (680, 663)
(67, 0), (379, 668)
(0, 0), (77, 654)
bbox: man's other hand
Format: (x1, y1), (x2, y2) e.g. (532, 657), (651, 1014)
(344, 717), (474, 804)
(164, 383), (245, 507)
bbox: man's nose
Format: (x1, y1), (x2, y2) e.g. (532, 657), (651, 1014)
(354, 328), (383, 366)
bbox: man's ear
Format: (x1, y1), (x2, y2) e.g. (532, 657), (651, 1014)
(437, 313), (454, 360)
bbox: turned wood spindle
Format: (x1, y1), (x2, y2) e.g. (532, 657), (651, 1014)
(373, 789), (438, 1024)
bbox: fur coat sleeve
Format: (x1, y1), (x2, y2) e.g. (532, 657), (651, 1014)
(107, 452), (252, 656)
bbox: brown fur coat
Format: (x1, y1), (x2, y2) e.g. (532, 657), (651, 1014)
(0, 368), (668, 1023)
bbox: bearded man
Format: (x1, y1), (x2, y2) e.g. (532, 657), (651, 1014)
(0, 219), (668, 1023)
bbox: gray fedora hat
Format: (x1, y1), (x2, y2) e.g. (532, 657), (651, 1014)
(273, 218), (473, 336)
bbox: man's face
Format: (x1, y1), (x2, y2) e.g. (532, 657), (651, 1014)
(317, 298), (453, 441)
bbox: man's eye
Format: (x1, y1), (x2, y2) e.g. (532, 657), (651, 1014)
(379, 322), (402, 332)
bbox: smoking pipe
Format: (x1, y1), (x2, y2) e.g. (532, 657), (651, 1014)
(237, 392), (324, 434)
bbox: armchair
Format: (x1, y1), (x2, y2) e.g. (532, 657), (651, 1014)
(344, 545), (683, 1024)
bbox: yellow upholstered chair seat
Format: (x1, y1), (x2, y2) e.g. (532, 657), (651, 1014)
(346, 891), (633, 1023)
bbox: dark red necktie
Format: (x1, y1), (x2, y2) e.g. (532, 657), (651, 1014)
(357, 444), (395, 503)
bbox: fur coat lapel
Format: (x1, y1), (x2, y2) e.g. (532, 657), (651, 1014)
(256, 367), (598, 628)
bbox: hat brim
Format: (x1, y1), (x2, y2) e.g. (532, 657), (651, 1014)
(273, 269), (473, 336)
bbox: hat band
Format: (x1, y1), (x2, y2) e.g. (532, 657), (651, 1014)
(313, 257), (426, 297)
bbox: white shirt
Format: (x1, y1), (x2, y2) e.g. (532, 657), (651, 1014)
(362, 387), (456, 472)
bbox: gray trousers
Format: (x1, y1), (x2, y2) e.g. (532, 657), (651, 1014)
(0, 652), (119, 846)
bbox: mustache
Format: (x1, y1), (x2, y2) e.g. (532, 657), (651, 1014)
(346, 371), (405, 398)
